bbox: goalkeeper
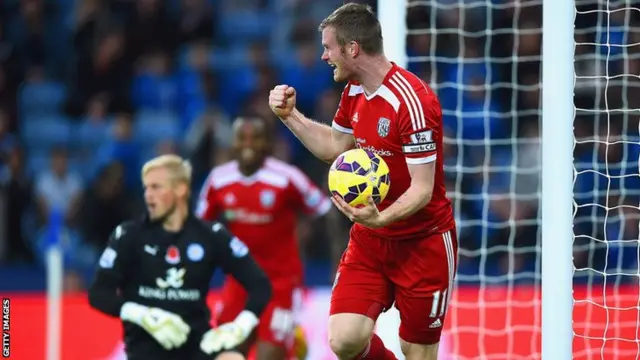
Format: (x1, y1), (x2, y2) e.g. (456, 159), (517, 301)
(88, 155), (272, 360)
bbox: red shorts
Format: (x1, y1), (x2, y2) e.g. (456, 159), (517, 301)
(216, 278), (302, 349)
(330, 226), (458, 345)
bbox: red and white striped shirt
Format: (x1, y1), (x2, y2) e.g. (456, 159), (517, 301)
(332, 62), (454, 240)
(196, 157), (331, 287)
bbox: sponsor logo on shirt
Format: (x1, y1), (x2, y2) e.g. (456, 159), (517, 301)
(402, 143), (436, 154)
(355, 143), (393, 157)
(138, 267), (201, 301)
(224, 209), (273, 224)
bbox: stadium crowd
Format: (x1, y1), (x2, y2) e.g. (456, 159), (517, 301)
(0, 0), (639, 291)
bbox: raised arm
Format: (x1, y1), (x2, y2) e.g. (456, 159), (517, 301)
(270, 85), (354, 163)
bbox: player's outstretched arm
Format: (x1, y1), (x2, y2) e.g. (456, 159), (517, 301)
(269, 85), (354, 163)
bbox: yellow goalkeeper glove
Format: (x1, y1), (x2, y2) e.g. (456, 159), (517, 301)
(120, 302), (191, 350)
(200, 310), (259, 354)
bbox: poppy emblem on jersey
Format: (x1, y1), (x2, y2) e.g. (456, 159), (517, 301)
(260, 190), (276, 208)
(165, 246), (181, 264)
(377, 117), (391, 138)
(187, 243), (204, 262)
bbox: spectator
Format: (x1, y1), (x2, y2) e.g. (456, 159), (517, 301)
(184, 107), (233, 186)
(2, 146), (34, 264)
(178, 0), (216, 44)
(93, 113), (141, 190)
(74, 0), (107, 60)
(34, 147), (84, 227)
(125, 0), (178, 59)
(279, 21), (332, 115)
(131, 50), (179, 112)
(69, 28), (131, 116)
(0, 110), (16, 159)
(78, 161), (137, 251)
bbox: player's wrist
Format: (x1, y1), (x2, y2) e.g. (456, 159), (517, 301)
(376, 210), (393, 228)
(120, 302), (149, 324)
(282, 108), (303, 124)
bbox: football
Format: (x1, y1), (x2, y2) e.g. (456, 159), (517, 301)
(328, 148), (391, 207)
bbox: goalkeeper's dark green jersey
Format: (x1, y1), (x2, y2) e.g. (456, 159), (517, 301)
(88, 213), (272, 346)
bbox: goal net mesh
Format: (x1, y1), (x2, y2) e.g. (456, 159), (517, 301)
(405, 0), (640, 358)
(574, 1), (640, 359)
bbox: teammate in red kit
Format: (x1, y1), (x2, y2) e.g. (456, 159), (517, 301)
(196, 116), (334, 360)
(268, 3), (458, 360)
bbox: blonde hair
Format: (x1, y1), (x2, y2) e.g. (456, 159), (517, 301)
(141, 154), (193, 186)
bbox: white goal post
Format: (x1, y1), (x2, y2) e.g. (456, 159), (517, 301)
(540, 0), (574, 359)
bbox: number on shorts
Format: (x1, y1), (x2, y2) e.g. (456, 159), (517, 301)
(429, 289), (448, 318)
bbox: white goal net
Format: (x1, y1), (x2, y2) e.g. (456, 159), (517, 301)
(573, 1), (640, 359)
(403, 0), (640, 359)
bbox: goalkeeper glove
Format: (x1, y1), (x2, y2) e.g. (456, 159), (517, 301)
(120, 302), (191, 350)
(200, 310), (259, 354)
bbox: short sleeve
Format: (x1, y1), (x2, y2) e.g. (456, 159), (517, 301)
(286, 167), (331, 217)
(195, 170), (220, 221)
(331, 83), (355, 135)
(397, 86), (442, 165)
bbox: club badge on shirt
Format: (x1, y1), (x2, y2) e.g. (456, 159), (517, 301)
(187, 243), (204, 262)
(260, 190), (275, 209)
(165, 245), (181, 264)
(377, 117), (390, 138)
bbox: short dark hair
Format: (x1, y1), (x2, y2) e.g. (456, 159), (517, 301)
(318, 3), (383, 56)
(233, 115), (273, 142)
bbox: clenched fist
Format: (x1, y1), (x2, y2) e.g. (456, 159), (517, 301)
(269, 85), (297, 119)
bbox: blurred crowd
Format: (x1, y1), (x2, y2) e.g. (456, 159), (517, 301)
(0, 0), (639, 291)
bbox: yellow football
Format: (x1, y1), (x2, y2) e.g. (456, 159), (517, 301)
(328, 148), (390, 207)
